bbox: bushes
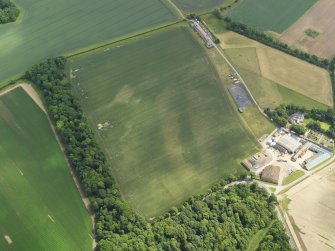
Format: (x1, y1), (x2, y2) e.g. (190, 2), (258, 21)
(25, 57), (291, 250)
(266, 104), (335, 139)
(0, 0), (19, 24)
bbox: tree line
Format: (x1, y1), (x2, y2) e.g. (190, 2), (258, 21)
(0, 0), (19, 24)
(25, 57), (292, 250)
(217, 17), (335, 103)
(265, 104), (335, 139)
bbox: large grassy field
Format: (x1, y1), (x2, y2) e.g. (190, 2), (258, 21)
(171, 0), (224, 12)
(0, 0), (177, 85)
(229, 0), (316, 33)
(0, 88), (92, 250)
(218, 32), (332, 109)
(68, 27), (259, 217)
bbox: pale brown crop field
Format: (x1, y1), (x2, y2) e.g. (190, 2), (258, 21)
(284, 166), (335, 251)
(219, 32), (333, 108)
(281, 0), (335, 59)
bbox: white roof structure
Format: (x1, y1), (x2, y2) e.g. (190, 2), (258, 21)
(276, 135), (302, 153)
(289, 112), (304, 124)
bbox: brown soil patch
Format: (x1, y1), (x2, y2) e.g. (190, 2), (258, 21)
(4, 235), (13, 244)
(114, 85), (134, 103)
(281, 0), (335, 59)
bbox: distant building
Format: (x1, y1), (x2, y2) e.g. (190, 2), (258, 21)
(274, 134), (302, 153)
(289, 112), (304, 124)
(190, 20), (213, 48)
(260, 165), (281, 184)
(304, 152), (331, 170)
(241, 160), (253, 170)
(304, 144), (332, 170)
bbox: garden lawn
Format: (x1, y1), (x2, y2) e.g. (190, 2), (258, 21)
(0, 0), (177, 85)
(68, 27), (259, 217)
(282, 170), (305, 185)
(229, 0), (316, 33)
(0, 88), (92, 251)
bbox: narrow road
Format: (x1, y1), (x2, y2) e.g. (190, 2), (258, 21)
(201, 20), (267, 118)
(166, 0), (186, 19)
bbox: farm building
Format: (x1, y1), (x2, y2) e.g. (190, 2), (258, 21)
(241, 160), (253, 170)
(275, 135), (302, 153)
(289, 112), (305, 124)
(190, 20), (213, 48)
(260, 165), (281, 184)
(304, 152), (332, 170)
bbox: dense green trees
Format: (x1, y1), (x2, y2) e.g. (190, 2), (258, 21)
(266, 104), (335, 139)
(25, 58), (154, 250)
(0, 0), (19, 24)
(257, 220), (291, 251)
(25, 57), (291, 250)
(290, 124), (306, 135)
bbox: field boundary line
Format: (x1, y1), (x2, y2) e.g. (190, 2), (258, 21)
(66, 20), (184, 59)
(280, 0), (320, 35)
(0, 83), (97, 250)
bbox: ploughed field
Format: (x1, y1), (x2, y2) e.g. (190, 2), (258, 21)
(68, 27), (258, 217)
(0, 0), (177, 85)
(281, 0), (335, 59)
(229, 0), (316, 33)
(0, 88), (92, 250)
(219, 32), (332, 109)
(171, 0), (224, 12)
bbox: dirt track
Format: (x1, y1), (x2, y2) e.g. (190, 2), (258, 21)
(281, 0), (335, 59)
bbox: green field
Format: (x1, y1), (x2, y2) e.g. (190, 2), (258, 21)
(171, 0), (224, 12)
(304, 118), (331, 131)
(282, 170), (305, 185)
(0, 88), (91, 250)
(236, 67), (328, 110)
(68, 27), (259, 217)
(0, 0), (177, 85)
(223, 46), (329, 110)
(229, 0), (316, 33)
(240, 106), (275, 139)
